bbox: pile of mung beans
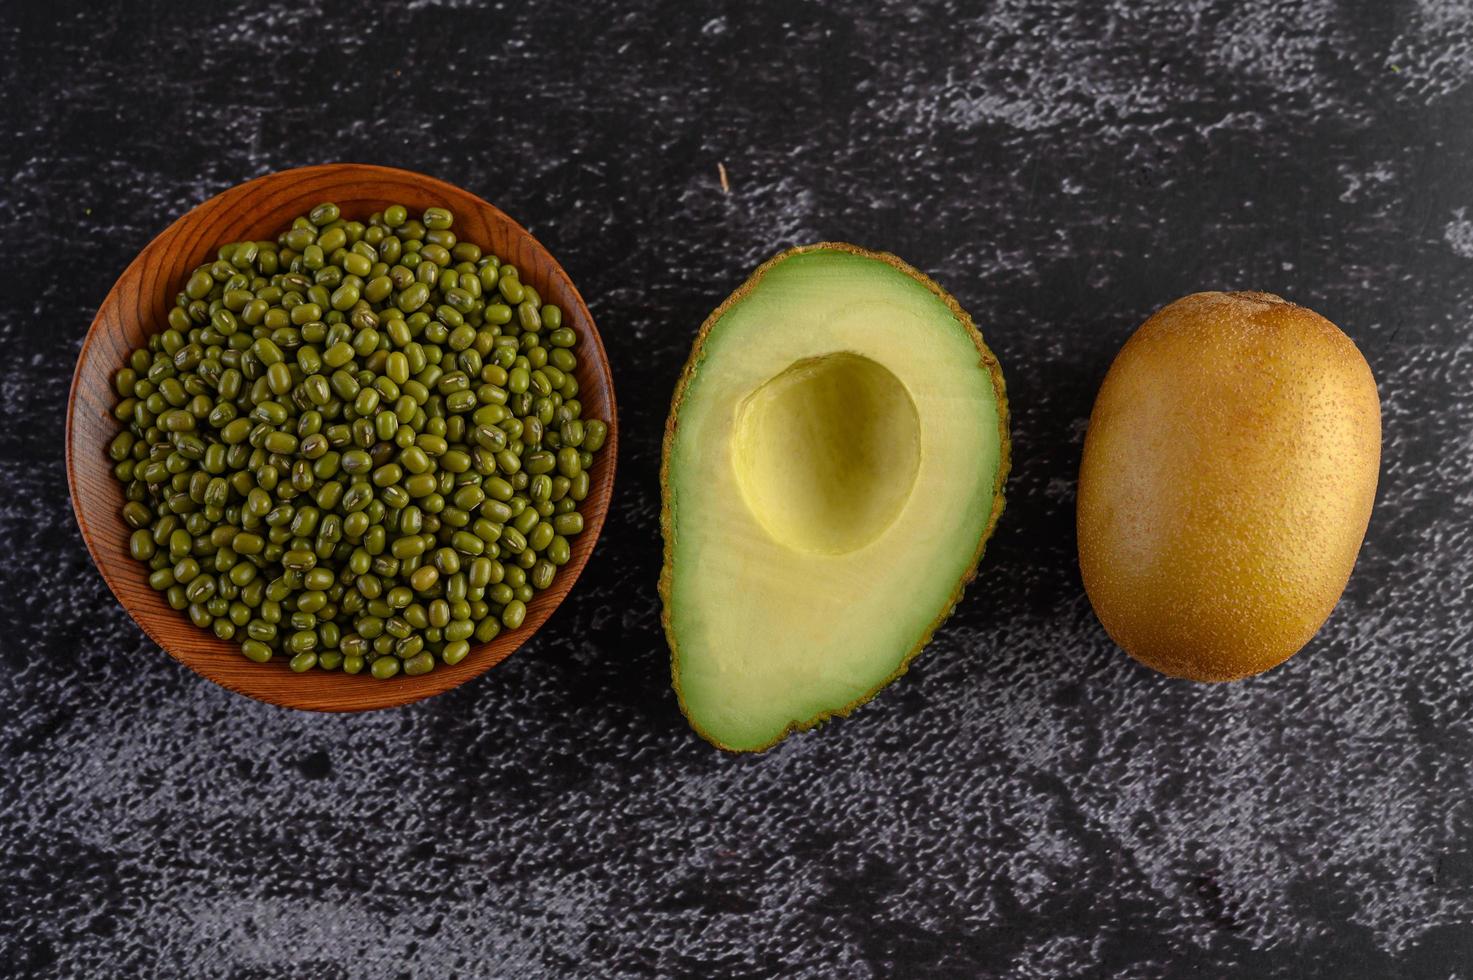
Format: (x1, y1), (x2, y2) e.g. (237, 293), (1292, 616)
(108, 202), (607, 678)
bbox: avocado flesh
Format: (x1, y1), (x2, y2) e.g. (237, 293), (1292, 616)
(661, 245), (1008, 751)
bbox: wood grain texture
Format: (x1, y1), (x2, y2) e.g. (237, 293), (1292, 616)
(66, 163), (618, 712)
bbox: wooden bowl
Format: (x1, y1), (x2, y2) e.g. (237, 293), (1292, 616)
(67, 163), (618, 711)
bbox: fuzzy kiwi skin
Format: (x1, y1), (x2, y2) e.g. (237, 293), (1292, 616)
(1077, 291), (1381, 682)
(659, 243), (1011, 750)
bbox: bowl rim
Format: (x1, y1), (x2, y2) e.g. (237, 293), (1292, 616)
(66, 162), (618, 712)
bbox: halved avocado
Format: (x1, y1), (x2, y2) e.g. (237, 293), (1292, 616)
(660, 243), (1010, 751)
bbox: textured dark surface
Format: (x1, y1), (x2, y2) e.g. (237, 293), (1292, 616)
(3, 1), (1472, 977)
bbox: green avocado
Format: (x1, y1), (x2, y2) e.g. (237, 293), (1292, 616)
(660, 244), (1010, 751)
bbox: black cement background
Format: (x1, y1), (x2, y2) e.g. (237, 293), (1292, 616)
(3, 1), (1473, 977)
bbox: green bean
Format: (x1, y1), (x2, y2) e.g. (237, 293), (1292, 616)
(108, 202), (607, 680)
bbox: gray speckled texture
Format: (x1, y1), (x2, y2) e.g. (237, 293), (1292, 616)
(3, 0), (1473, 976)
